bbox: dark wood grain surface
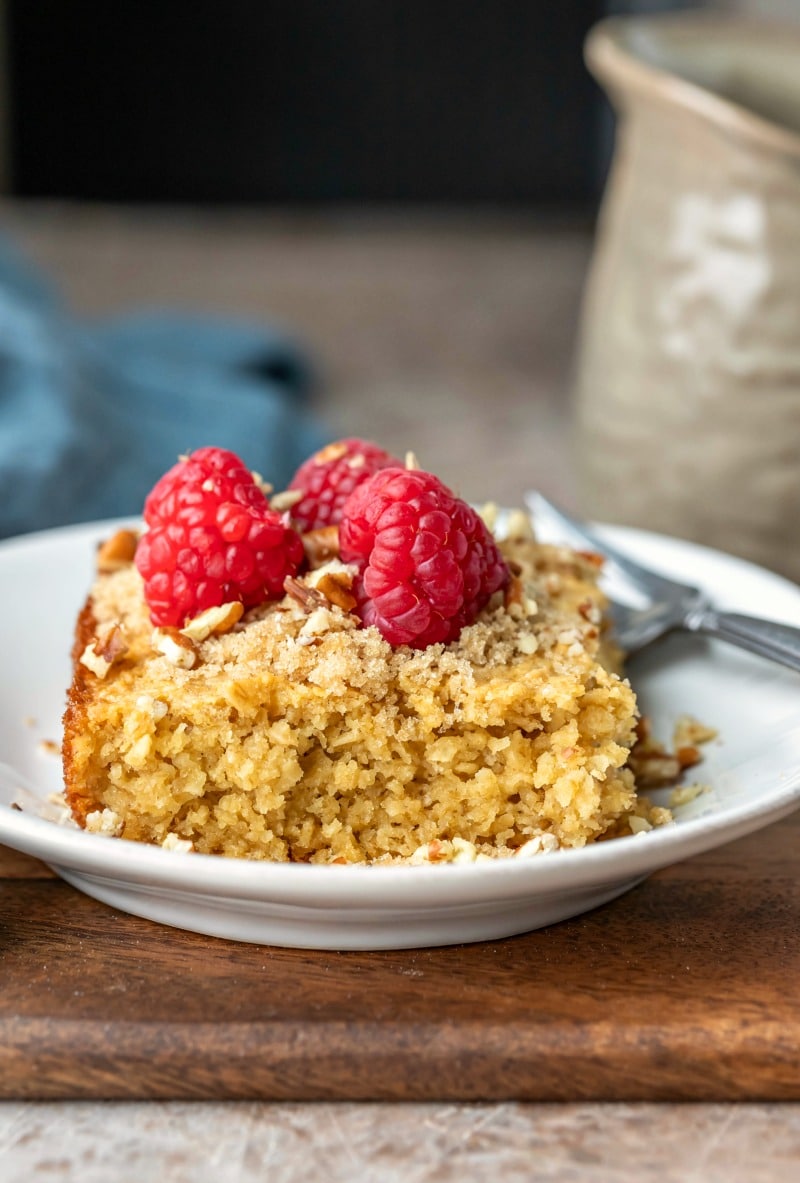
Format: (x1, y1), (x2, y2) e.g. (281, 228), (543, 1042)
(1, 813), (798, 1102)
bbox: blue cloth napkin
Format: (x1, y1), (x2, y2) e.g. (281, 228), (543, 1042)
(0, 235), (326, 538)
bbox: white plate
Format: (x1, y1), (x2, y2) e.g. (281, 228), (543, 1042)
(0, 519), (799, 950)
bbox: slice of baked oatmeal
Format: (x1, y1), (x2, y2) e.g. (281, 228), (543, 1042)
(63, 531), (649, 862)
(63, 443), (670, 862)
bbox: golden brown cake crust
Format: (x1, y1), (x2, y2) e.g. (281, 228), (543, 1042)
(63, 597), (100, 826)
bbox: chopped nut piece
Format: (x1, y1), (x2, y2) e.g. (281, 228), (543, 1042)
(486, 589), (505, 613)
(676, 745), (701, 769)
(451, 837), (479, 863)
(628, 815), (653, 835)
(557, 628), (580, 646)
(270, 489), (303, 512)
(629, 752), (682, 787)
(152, 628), (198, 669)
(283, 576), (327, 613)
(315, 571), (357, 613)
(669, 783), (710, 807)
(405, 451), (421, 471)
(180, 601), (244, 642)
(302, 525), (340, 567)
(346, 453), (366, 470)
(300, 607), (335, 638)
(410, 839), (446, 864)
(305, 558), (355, 587)
(99, 624), (129, 663)
(250, 470), (273, 495)
(505, 509), (535, 541)
(85, 808), (124, 837)
(516, 832), (559, 857)
(576, 550), (605, 568)
(162, 833), (194, 853)
(504, 575), (524, 610)
(77, 640), (107, 677)
(79, 623), (129, 679)
(478, 502), (499, 532)
(314, 441), (349, 464)
(97, 529), (139, 572)
(630, 713), (715, 789)
(673, 715), (718, 749)
(578, 599), (602, 625)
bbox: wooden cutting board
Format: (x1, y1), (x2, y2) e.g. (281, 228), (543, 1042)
(1, 813), (799, 1101)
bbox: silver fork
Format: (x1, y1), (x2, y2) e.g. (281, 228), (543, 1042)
(525, 492), (800, 673)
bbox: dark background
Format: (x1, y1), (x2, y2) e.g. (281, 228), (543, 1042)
(4, 0), (698, 207)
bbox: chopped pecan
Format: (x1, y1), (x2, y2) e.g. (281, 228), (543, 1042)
(180, 601), (243, 641)
(628, 752), (682, 787)
(283, 576), (327, 612)
(270, 489), (303, 512)
(97, 529), (139, 572)
(302, 526), (340, 568)
(576, 599), (602, 629)
(152, 628), (197, 669)
(504, 509), (534, 541)
(634, 716), (651, 743)
(313, 442), (349, 464)
(676, 745), (702, 770)
(79, 622), (129, 679)
(315, 570), (357, 613)
(425, 839), (447, 863)
(504, 575), (524, 609)
(673, 714), (718, 749)
(98, 623), (129, 664)
(576, 550), (605, 568)
(250, 470), (273, 495)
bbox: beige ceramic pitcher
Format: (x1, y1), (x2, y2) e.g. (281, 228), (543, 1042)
(575, 14), (800, 582)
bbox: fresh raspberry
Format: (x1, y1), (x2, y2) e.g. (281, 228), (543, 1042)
(135, 447), (303, 627)
(339, 468), (509, 648)
(288, 438), (402, 532)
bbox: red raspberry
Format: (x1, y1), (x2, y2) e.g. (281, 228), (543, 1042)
(339, 468), (509, 648)
(288, 438), (401, 532)
(135, 447), (303, 627)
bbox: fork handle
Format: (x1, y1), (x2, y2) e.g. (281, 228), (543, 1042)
(689, 610), (800, 673)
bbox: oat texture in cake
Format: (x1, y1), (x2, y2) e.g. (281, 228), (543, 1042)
(62, 444), (670, 863)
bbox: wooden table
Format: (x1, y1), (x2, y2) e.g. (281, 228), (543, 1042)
(1, 203), (799, 1180)
(2, 814), (800, 1103)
